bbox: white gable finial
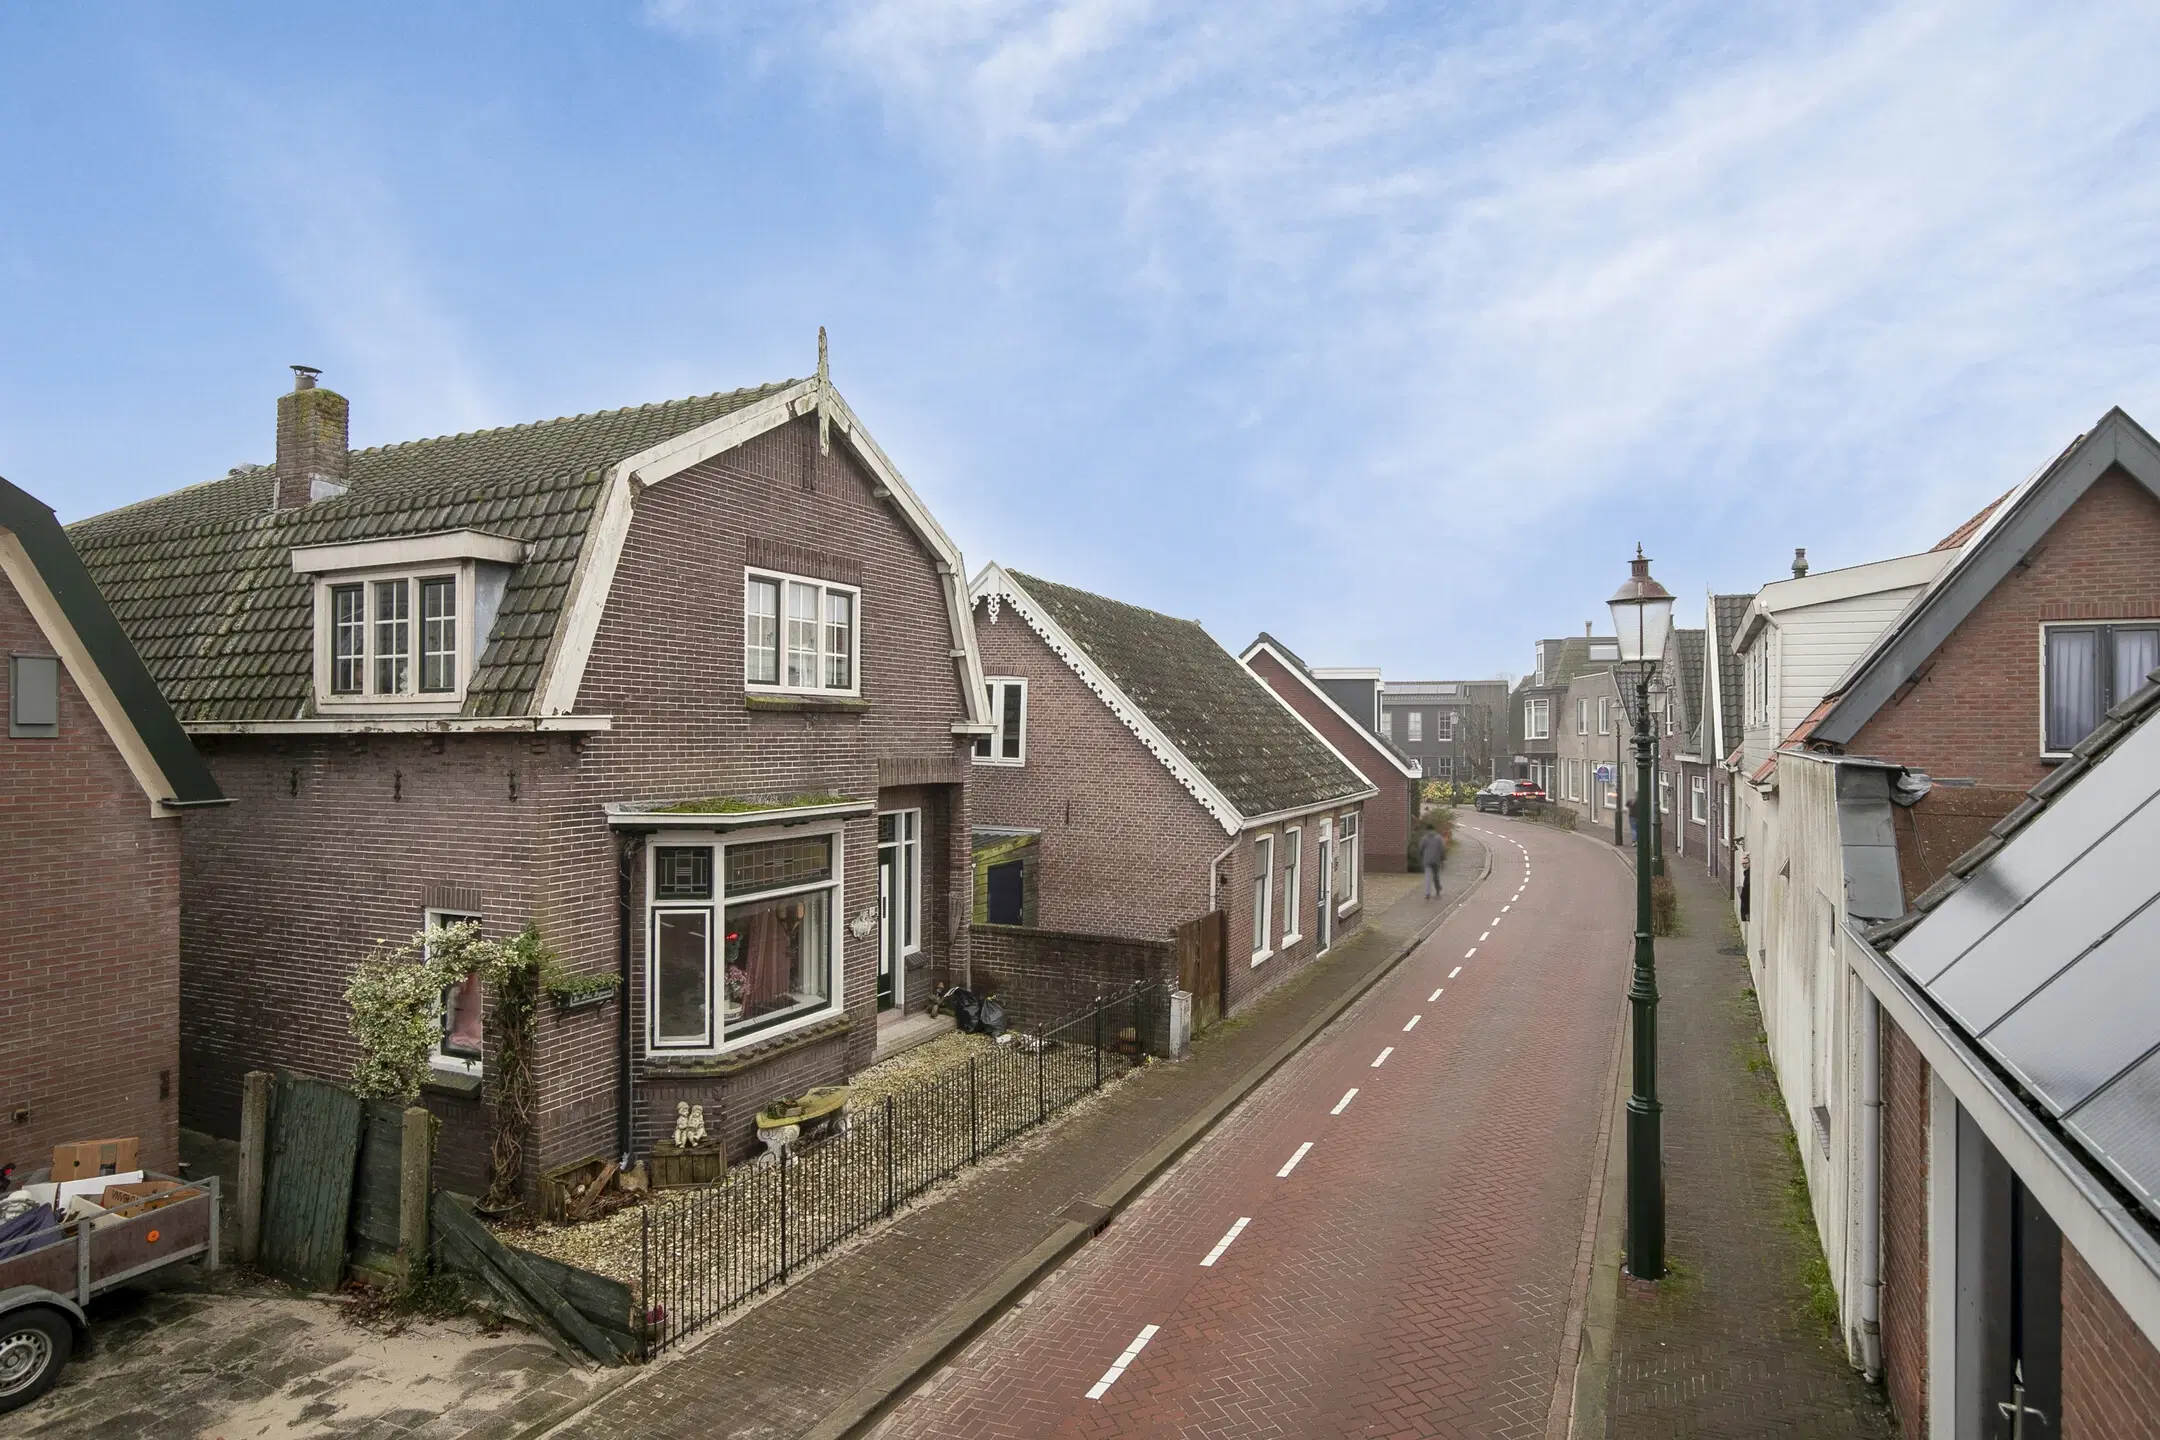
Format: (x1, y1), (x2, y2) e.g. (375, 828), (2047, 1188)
(816, 325), (831, 456)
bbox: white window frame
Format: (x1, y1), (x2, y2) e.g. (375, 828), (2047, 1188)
(311, 564), (478, 713)
(1407, 711), (1423, 743)
(1597, 696), (1611, 735)
(880, 808), (923, 955)
(1578, 699), (1590, 735)
(1251, 832), (1275, 965)
(1658, 772), (1671, 815)
(1335, 811), (1361, 916)
(1691, 774), (1709, 824)
(646, 822), (846, 1055)
(2038, 620), (2160, 758)
(1524, 698), (1550, 741)
(744, 569), (862, 699)
(426, 910), (485, 1080)
(973, 676), (1028, 765)
(1280, 827), (1303, 948)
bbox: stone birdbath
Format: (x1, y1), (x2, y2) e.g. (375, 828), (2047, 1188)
(754, 1085), (853, 1160)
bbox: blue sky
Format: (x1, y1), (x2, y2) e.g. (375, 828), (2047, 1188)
(8, 2), (2160, 680)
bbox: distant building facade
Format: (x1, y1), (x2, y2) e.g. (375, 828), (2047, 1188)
(1379, 680), (1508, 787)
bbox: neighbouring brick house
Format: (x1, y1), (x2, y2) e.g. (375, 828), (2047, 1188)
(1508, 630), (1616, 795)
(1552, 666), (1633, 837)
(2, 476), (226, 1180)
(967, 566), (1374, 1020)
(68, 352), (994, 1183)
(1240, 634), (1420, 871)
(1702, 591), (1749, 886)
(1656, 623), (1705, 863)
(1377, 679), (1507, 791)
(1733, 408), (2160, 1428)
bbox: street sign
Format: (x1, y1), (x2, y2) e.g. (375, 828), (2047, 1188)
(1594, 764), (1614, 784)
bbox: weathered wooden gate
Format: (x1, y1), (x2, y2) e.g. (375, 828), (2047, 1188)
(260, 1072), (364, 1292)
(1175, 910), (1226, 1029)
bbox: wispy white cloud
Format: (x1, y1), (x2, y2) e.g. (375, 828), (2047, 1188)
(665, 0), (2160, 667)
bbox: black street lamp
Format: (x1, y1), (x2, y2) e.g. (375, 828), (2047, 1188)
(1609, 544), (1674, 1282)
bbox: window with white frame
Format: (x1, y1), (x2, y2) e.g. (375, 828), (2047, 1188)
(1658, 772), (1671, 814)
(1524, 698), (1550, 740)
(745, 570), (859, 696)
(2043, 623), (2160, 753)
(1597, 696), (1611, 735)
(1691, 774), (1709, 823)
(1251, 833), (1275, 963)
(1436, 756), (1454, 781)
(1578, 699), (1590, 735)
(321, 572), (462, 702)
(1334, 812), (1361, 911)
(1280, 828), (1303, 946)
(648, 830), (841, 1052)
(1441, 710), (1456, 741)
(1407, 711), (1423, 742)
(878, 809), (922, 955)
(973, 678), (1027, 763)
(427, 911), (485, 1077)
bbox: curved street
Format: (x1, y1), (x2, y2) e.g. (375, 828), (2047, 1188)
(875, 819), (1632, 1440)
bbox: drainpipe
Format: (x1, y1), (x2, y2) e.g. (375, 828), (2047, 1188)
(616, 830), (650, 1167)
(1859, 981), (1884, 1382)
(1205, 835), (1239, 912)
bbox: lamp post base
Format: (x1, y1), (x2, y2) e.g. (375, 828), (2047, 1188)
(1625, 1092), (1664, 1280)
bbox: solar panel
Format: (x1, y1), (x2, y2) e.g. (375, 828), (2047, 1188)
(1889, 709), (2160, 1223)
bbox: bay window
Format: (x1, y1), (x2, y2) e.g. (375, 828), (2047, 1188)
(2044, 623), (2160, 754)
(746, 569), (860, 696)
(648, 830), (842, 1052)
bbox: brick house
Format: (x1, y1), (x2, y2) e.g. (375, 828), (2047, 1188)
(1240, 634), (1420, 872)
(968, 566), (1374, 1017)
(1507, 630), (1616, 795)
(1653, 623), (1705, 863)
(1732, 408), (2160, 1426)
(1701, 591), (1749, 886)
(2, 476), (226, 1179)
(1552, 667), (1635, 838)
(68, 353), (993, 1183)
(1377, 679), (1508, 791)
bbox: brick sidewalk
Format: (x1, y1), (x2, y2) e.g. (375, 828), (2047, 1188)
(1591, 850), (1894, 1438)
(551, 845), (1489, 1440)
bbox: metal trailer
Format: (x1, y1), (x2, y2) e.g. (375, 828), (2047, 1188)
(0, 1174), (219, 1413)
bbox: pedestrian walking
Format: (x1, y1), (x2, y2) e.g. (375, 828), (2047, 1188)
(1419, 826), (1447, 900)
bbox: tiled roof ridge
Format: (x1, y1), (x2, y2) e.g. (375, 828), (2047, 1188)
(351, 379), (801, 460)
(1871, 666), (2160, 944)
(1930, 485), (2016, 552)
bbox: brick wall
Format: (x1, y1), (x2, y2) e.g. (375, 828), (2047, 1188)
(1246, 648), (1414, 871)
(1, 572), (184, 1176)
(1880, 1023), (1931, 1435)
(1851, 467), (2160, 789)
(969, 925), (1175, 1032)
(2062, 1240), (2160, 1438)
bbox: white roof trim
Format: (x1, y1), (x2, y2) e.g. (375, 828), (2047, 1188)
(290, 529), (525, 574)
(974, 563), (1245, 834)
(1239, 639), (1420, 780)
(1308, 666), (1381, 681)
(185, 714), (612, 736)
(1735, 549), (1951, 652)
(532, 380), (990, 727)
(604, 797), (872, 830)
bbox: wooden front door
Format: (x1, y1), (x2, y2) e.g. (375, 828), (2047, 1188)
(1315, 826), (1334, 951)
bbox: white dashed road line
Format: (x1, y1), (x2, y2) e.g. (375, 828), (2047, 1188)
(1403, 1014), (1421, 1031)
(1429, 987), (1444, 1001)
(1332, 1087), (1358, 1115)
(1087, 1324), (1162, 1399)
(1372, 1046), (1394, 1068)
(1478, 930), (1490, 941)
(1201, 1217), (1251, 1266)
(1277, 1142), (1314, 1178)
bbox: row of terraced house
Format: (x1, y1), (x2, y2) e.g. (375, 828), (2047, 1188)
(2, 349), (1435, 1203)
(1527, 410), (2160, 1437)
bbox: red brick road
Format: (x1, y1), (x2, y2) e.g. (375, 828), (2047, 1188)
(874, 821), (1632, 1440)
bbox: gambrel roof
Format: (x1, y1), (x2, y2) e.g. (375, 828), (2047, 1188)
(69, 374), (991, 732)
(973, 566), (1375, 833)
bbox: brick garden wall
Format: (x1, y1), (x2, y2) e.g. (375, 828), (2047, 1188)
(1850, 467), (2160, 789)
(0, 574), (184, 1177)
(1245, 648), (1414, 871)
(1879, 1024), (1931, 1435)
(969, 925), (1175, 1032)
(2061, 1240), (2160, 1439)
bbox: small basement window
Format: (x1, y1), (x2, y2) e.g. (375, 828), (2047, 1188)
(8, 654), (59, 738)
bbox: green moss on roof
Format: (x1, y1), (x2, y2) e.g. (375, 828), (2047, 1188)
(655, 791), (853, 815)
(67, 381), (799, 723)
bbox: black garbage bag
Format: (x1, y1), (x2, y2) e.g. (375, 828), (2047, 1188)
(940, 985), (983, 1033)
(976, 995), (1008, 1037)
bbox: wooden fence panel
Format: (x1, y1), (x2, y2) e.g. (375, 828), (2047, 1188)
(349, 1099), (408, 1264)
(1176, 910), (1226, 1029)
(260, 1073), (363, 1292)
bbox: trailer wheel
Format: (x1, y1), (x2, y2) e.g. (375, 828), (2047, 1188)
(0, 1306), (72, 1413)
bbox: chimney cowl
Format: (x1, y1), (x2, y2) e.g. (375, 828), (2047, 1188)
(1793, 547), (1809, 578)
(274, 368), (350, 510)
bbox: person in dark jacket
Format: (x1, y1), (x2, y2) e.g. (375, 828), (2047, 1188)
(1419, 827), (1448, 900)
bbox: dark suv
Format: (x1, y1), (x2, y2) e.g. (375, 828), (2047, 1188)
(1474, 779), (1538, 815)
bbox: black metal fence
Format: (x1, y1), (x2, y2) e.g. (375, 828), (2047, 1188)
(639, 981), (1167, 1354)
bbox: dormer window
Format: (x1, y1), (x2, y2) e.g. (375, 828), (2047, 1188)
(294, 530), (522, 713)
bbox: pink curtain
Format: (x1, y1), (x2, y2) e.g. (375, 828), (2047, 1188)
(741, 906), (793, 1012)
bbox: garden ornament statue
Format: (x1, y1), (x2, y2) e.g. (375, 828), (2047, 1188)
(674, 1101), (709, 1149)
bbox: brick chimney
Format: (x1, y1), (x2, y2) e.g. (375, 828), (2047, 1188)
(1792, 547), (1809, 578)
(274, 366), (349, 509)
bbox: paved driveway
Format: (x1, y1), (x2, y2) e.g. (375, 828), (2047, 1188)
(875, 819), (1631, 1439)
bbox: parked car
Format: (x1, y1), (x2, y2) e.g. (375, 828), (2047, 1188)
(1474, 780), (1537, 815)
